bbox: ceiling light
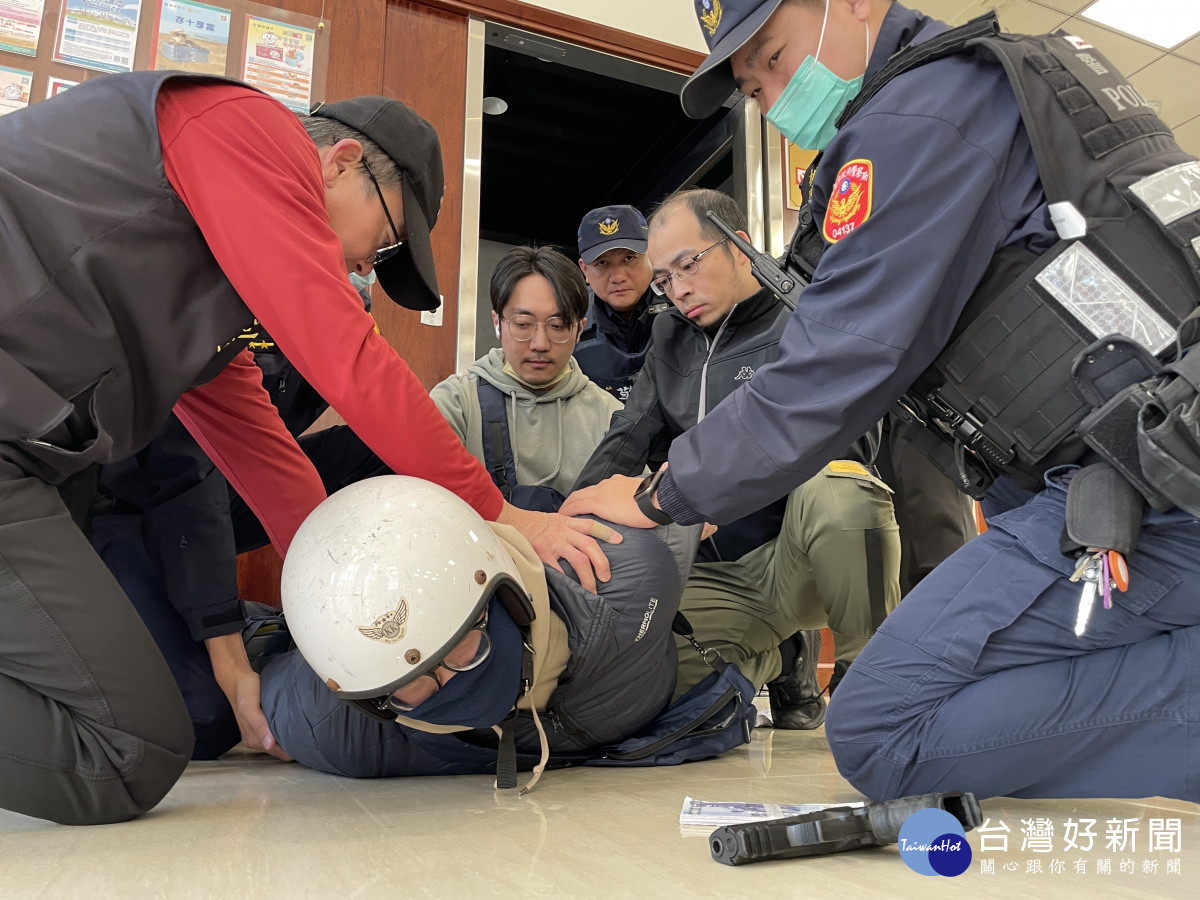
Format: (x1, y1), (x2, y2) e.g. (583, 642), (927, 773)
(482, 96), (509, 116)
(1081, 0), (1200, 49)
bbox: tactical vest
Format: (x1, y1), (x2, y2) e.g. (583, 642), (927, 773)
(0, 72), (260, 483)
(573, 294), (659, 403)
(795, 13), (1200, 498)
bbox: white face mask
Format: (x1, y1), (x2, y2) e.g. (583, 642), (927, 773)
(349, 270), (377, 292)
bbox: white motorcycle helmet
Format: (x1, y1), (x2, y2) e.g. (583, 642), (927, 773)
(281, 475), (534, 717)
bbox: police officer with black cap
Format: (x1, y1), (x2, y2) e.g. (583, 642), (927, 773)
(574, 205), (662, 403)
(564, 0), (1200, 805)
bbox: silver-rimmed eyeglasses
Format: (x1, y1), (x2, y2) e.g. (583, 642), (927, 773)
(649, 237), (729, 296)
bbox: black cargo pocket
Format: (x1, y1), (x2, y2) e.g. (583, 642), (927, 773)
(1139, 393), (1200, 517)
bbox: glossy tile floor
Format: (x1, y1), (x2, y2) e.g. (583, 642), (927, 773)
(1, 719), (1196, 899)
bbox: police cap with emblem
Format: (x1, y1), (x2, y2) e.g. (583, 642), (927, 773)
(681, 0), (786, 119)
(577, 205), (649, 264)
(314, 97), (445, 312)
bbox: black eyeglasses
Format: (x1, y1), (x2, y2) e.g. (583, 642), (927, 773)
(360, 158), (405, 266)
(386, 608), (492, 713)
(649, 238), (729, 297)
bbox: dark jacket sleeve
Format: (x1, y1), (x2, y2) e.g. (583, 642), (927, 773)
(100, 415), (242, 642)
(658, 63), (1044, 527)
(572, 351), (669, 490)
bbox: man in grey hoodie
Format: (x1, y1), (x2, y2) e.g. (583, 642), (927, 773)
(432, 246), (624, 507)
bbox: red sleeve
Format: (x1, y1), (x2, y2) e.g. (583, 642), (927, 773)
(157, 84), (503, 544)
(174, 351), (325, 554)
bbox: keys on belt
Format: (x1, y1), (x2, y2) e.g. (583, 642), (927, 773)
(1070, 549), (1130, 637)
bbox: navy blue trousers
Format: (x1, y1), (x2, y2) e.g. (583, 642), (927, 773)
(827, 467), (1200, 802)
(91, 514), (242, 760)
(91, 426), (391, 760)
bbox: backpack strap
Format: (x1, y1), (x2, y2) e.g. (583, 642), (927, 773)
(477, 380), (518, 502)
(672, 611), (728, 675)
(585, 612), (757, 766)
(492, 637), (551, 793)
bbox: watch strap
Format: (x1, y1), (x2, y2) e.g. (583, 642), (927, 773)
(635, 471), (674, 525)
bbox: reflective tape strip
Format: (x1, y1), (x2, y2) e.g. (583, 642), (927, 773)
(1036, 242), (1176, 355)
(1129, 161), (1200, 225)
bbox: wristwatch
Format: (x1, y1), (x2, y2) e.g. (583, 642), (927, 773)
(634, 468), (674, 525)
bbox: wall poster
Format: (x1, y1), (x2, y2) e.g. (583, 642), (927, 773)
(46, 75), (78, 97)
(1, 0), (327, 115)
(53, 0), (144, 74)
(0, 62), (32, 114)
(150, 0), (230, 75)
(0, 0), (46, 56)
(241, 13), (312, 113)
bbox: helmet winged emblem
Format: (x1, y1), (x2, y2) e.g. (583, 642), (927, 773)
(358, 598), (409, 644)
(599, 216), (620, 236)
(700, 0), (723, 38)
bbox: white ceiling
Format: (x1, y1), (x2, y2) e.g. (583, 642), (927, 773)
(915, 0), (1200, 156)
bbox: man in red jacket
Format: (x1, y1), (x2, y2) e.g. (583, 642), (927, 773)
(0, 72), (616, 826)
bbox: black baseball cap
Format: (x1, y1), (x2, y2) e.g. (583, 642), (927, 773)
(314, 96), (445, 311)
(577, 205), (648, 264)
(680, 0), (785, 119)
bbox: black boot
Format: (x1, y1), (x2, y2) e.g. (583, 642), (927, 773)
(767, 630), (826, 730)
(826, 659), (851, 699)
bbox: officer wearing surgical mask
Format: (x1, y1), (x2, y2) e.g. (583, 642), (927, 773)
(563, 0), (1200, 809)
(758, 0), (867, 148)
(743, 0), (979, 596)
(734, 0), (978, 598)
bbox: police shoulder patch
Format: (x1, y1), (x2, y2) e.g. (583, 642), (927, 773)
(822, 159), (873, 243)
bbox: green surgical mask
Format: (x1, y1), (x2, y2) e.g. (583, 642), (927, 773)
(765, 4), (868, 150)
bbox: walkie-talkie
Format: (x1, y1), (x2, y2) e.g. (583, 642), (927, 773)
(704, 211), (806, 312)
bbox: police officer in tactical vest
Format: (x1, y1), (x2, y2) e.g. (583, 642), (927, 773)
(574, 205), (662, 403)
(564, 0), (1200, 804)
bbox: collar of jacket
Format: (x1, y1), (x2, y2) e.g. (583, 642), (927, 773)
(666, 286), (783, 335)
(393, 522), (570, 793)
(584, 290), (654, 343)
(868, 3), (938, 83)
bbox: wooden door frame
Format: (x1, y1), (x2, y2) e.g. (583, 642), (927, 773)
(238, 0), (707, 605)
(413, 0), (705, 74)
